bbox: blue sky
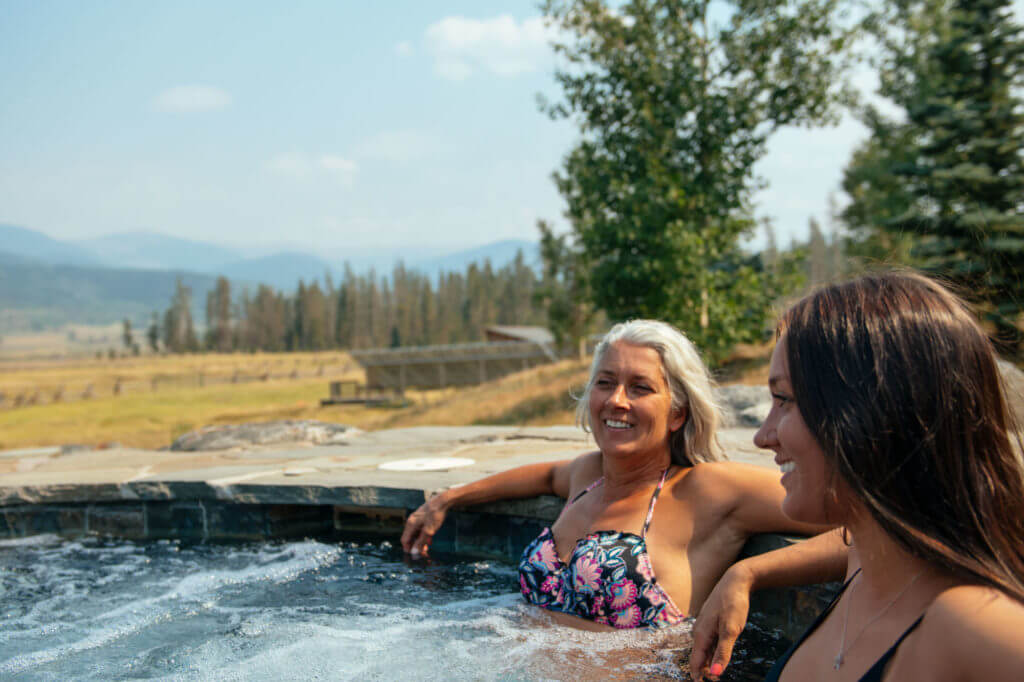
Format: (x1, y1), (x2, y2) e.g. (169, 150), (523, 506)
(0, 1), (871, 253)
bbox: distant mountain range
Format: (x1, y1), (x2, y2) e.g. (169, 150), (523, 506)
(0, 224), (539, 333)
(75, 232), (242, 272)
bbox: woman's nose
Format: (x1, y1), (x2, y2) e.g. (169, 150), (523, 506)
(608, 384), (629, 407)
(753, 416), (777, 449)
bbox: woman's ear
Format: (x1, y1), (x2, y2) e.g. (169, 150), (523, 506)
(669, 405), (688, 433)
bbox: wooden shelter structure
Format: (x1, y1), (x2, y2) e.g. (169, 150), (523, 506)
(349, 338), (558, 391)
(483, 325), (555, 345)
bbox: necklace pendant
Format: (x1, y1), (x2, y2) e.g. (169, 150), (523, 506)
(833, 653), (844, 671)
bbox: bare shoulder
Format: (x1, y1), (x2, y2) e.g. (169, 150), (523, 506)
(678, 461), (780, 497)
(566, 450), (603, 489)
(669, 461), (765, 511)
(914, 585), (1024, 681)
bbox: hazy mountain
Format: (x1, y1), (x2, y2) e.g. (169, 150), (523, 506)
(0, 224), (102, 266)
(0, 249), (32, 266)
(220, 252), (337, 292)
(413, 239), (539, 277)
(0, 261), (216, 332)
(0, 225), (542, 331)
(76, 231), (242, 272)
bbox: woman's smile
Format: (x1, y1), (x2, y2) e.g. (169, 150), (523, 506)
(588, 341), (685, 458)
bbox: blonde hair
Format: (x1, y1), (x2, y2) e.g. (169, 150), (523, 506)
(576, 319), (725, 465)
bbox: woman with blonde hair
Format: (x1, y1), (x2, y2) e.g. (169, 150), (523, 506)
(690, 273), (1024, 679)
(402, 319), (828, 629)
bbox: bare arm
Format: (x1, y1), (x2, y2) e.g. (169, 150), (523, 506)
(690, 528), (850, 680)
(400, 456), (581, 557)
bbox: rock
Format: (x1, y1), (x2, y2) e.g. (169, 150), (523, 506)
(998, 360), (1024, 428)
(738, 403), (772, 428)
(715, 361), (1024, 430)
(170, 420), (361, 451)
(716, 385), (771, 428)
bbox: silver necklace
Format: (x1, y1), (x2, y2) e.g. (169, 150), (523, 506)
(834, 568), (927, 671)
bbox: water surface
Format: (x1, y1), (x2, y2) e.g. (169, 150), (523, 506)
(0, 535), (784, 680)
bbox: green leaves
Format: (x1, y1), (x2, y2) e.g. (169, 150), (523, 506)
(543, 0), (850, 364)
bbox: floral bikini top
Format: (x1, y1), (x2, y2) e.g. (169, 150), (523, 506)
(517, 467), (685, 629)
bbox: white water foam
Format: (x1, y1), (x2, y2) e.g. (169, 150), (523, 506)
(0, 540), (345, 677)
(0, 539), (709, 681)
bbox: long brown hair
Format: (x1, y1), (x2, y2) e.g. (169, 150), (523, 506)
(781, 272), (1024, 602)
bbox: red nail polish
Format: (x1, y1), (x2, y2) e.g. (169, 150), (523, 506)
(710, 663), (724, 676)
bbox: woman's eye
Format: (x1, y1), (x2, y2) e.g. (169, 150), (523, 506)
(595, 379), (613, 387)
(771, 393), (791, 405)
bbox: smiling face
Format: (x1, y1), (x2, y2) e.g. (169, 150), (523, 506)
(754, 336), (837, 523)
(588, 341), (686, 462)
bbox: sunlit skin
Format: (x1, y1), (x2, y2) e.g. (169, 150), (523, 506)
(754, 337), (840, 524)
(403, 338), (832, 629)
(690, 335), (1024, 681)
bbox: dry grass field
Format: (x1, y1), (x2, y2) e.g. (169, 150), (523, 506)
(0, 346), (772, 451)
(0, 351), (359, 449)
(0, 352), (595, 450)
(0, 323), (126, 359)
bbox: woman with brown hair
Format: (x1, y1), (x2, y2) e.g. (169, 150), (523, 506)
(690, 272), (1024, 680)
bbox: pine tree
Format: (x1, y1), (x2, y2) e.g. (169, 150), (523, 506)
(846, 0), (1024, 353)
(161, 277), (197, 353)
(808, 217), (829, 286)
(122, 318), (133, 352)
(205, 276), (233, 352)
(146, 312), (160, 353)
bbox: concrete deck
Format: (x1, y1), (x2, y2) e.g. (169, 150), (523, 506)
(0, 425), (775, 509)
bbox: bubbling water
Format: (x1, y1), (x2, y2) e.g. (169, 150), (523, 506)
(0, 535), (783, 680)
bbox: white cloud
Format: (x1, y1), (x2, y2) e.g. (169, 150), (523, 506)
(354, 130), (444, 163)
(262, 153), (358, 186)
(152, 85), (231, 112)
(319, 155), (358, 187)
(394, 41), (414, 56)
(424, 15), (556, 81)
(320, 155), (358, 174)
(263, 153), (312, 177)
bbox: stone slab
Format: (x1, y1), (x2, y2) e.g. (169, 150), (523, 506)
(0, 425), (775, 509)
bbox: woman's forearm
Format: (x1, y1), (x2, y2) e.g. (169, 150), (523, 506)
(434, 460), (567, 510)
(403, 459), (573, 556)
(690, 530), (850, 679)
(739, 528), (850, 591)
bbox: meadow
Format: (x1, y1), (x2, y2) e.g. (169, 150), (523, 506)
(0, 350), (595, 450)
(0, 336), (778, 451)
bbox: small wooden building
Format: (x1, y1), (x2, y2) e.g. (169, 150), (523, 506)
(349, 336), (557, 391)
(483, 325), (555, 345)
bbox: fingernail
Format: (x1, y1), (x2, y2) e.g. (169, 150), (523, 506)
(411, 549), (420, 558)
(710, 663), (724, 676)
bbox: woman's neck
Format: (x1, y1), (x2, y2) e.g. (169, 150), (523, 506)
(600, 450), (672, 499)
(847, 511), (953, 603)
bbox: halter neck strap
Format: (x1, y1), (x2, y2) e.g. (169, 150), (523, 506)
(641, 467), (670, 539)
(567, 466), (671, 539)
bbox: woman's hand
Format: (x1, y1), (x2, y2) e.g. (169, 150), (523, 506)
(401, 493), (449, 558)
(399, 458), (577, 558)
(689, 562), (755, 680)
